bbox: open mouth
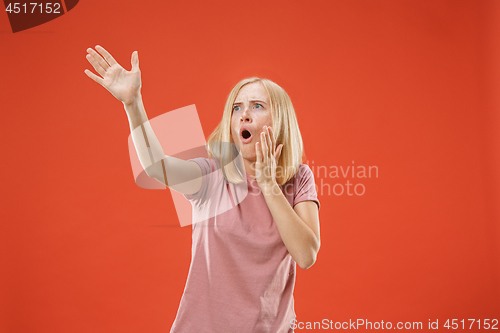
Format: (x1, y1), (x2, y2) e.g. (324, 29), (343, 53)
(240, 127), (253, 143)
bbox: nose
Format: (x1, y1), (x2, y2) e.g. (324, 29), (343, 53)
(240, 107), (252, 123)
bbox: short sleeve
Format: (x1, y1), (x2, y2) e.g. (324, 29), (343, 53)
(182, 157), (246, 225)
(293, 164), (320, 211)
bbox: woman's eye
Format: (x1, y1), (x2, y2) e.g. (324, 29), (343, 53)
(233, 106), (240, 111)
(255, 104), (262, 109)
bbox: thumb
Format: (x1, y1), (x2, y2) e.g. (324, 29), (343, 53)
(131, 51), (139, 71)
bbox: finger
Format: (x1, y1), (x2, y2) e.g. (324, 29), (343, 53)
(95, 45), (118, 67)
(255, 142), (262, 165)
(260, 131), (269, 162)
(275, 144), (283, 161)
(84, 69), (104, 85)
(268, 126), (276, 150)
(264, 127), (273, 159)
(87, 48), (111, 71)
(86, 51), (107, 77)
(131, 51), (140, 71)
(266, 127), (275, 156)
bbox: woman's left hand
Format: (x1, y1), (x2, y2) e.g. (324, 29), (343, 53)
(255, 126), (283, 191)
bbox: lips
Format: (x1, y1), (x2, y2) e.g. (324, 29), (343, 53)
(239, 125), (253, 144)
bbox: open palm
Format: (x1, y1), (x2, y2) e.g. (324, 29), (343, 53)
(84, 45), (141, 105)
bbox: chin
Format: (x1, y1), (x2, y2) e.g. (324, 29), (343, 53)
(239, 145), (256, 161)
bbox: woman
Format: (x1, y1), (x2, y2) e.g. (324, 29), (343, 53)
(84, 45), (320, 333)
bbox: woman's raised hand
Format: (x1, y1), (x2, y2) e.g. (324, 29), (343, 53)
(255, 126), (283, 190)
(84, 45), (141, 105)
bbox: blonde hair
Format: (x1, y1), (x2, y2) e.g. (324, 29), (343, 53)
(207, 77), (304, 185)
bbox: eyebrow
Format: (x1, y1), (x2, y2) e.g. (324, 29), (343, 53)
(233, 100), (268, 105)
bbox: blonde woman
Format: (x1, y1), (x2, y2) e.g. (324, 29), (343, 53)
(84, 45), (321, 333)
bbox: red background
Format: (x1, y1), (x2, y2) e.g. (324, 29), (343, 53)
(1, 0), (499, 332)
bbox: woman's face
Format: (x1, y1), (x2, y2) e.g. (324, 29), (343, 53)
(231, 81), (273, 162)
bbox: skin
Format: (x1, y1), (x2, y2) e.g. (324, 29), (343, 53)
(230, 82), (277, 176)
(257, 126), (321, 269)
(231, 82), (321, 270)
(85, 46), (320, 269)
(84, 45), (202, 194)
(84, 45), (141, 106)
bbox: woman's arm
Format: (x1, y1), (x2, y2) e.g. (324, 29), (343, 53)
(255, 126), (320, 270)
(262, 186), (320, 270)
(124, 94), (202, 194)
(84, 45), (202, 194)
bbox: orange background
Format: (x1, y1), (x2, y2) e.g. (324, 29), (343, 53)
(1, 0), (499, 332)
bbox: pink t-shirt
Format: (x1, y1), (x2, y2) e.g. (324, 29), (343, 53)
(170, 157), (320, 333)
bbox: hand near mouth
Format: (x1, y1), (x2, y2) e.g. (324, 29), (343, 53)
(255, 126), (283, 190)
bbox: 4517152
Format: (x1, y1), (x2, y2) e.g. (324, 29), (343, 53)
(443, 319), (498, 330)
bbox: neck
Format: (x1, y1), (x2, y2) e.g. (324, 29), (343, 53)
(243, 158), (255, 177)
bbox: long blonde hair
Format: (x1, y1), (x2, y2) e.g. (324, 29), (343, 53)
(207, 77), (304, 185)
